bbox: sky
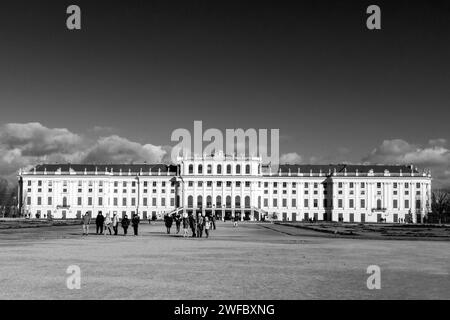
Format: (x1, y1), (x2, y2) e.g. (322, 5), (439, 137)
(0, 0), (449, 188)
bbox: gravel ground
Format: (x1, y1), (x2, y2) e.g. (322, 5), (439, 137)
(0, 221), (449, 299)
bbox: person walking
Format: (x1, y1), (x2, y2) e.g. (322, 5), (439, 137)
(164, 214), (173, 234)
(112, 212), (119, 235)
(132, 213), (140, 236)
(121, 214), (130, 236)
(175, 213), (181, 234)
(82, 212), (91, 235)
(96, 211), (105, 234)
(204, 216), (211, 238)
(197, 214), (204, 238)
(189, 213), (196, 237)
(211, 213), (216, 230)
(182, 214), (189, 237)
(104, 213), (112, 235)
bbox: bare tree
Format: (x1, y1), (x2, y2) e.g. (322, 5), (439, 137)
(431, 189), (450, 224)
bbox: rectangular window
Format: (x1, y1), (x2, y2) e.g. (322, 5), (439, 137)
(404, 199), (409, 209)
(37, 197), (42, 205)
(338, 199), (343, 208)
(27, 197), (31, 205)
(161, 198), (166, 206)
(113, 198), (118, 206)
(88, 197), (93, 206)
(245, 181), (251, 188)
(304, 199), (309, 208)
(48, 197), (52, 206)
(131, 198), (136, 206)
(98, 197), (103, 206)
(349, 199), (354, 208)
(152, 198), (157, 206)
(313, 199), (318, 208)
(377, 182), (381, 188)
(170, 198), (175, 206)
(361, 182), (365, 188)
(143, 198), (147, 206)
(360, 199), (365, 208)
(338, 182), (343, 188)
(393, 199), (398, 208)
(273, 198), (278, 207)
(264, 198), (268, 207)
(78, 197), (82, 206)
(292, 199), (296, 207)
(122, 198), (127, 206)
(282, 199), (287, 207)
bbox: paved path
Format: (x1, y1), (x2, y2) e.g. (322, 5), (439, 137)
(0, 222), (449, 299)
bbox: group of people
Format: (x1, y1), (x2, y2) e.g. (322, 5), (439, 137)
(164, 212), (217, 238)
(82, 211), (140, 236)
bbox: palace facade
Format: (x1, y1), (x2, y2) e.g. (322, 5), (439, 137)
(18, 152), (432, 223)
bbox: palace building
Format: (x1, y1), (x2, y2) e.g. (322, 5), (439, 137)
(18, 152), (432, 223)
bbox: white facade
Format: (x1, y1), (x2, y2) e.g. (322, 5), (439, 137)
(18, 153), (432, 223)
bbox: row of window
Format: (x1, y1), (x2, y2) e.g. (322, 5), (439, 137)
(27, 196), (176, 207)
(187, 164), (258, 175)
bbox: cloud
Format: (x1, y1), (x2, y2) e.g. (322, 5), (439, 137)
(280, 152), (302, 164)
(82, 135), (166, 164)
(0, 122), (82, 157)
(363, 139), (450, 189)
(0, 123), (168, 182)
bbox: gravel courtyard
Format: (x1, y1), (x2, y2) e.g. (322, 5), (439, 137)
(0, 222), (449, 299)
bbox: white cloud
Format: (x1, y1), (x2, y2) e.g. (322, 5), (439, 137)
(280, 152), (302, 164)
(0, 123), (168, 181)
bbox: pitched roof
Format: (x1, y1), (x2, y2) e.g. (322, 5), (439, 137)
(29, 164), (178, 174)
(277, 164), (419, 174)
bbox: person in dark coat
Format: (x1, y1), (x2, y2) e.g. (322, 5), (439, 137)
(121, 214), (130, 235)
(164, 214), (173, 234)
(197, 214), (204, 238)
(210, 213), (216, 230)
(189, 214), (196, 237)
(96, 211), (105, 234)
(132, 213), (140, 236)
(175, 213), (181, 234)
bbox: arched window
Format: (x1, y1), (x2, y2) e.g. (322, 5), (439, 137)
(207, 164), (212, 174)
(245, 196), (250, 208)
(187, 196), (193, 208)
(198, 165), (203, 174)
(226, 164), (232, 174)
(197, 195), (203, 208)
(235, 196), (241, 208)
(226, 196), (232, 208)
(236, 165), (241, 174)
(63, 197), (67, 207)
(217, 164), (222, 174)
(206, 196), (212, 207)
(188, 164), (193, 174)
(216, 196), (222, 207)
(245, 164), (250, 174)
(377, 199), (382, 210)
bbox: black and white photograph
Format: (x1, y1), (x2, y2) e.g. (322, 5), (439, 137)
(0, 0), (449, 311)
